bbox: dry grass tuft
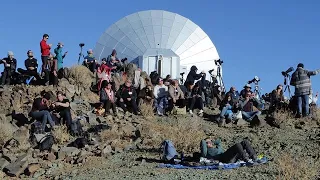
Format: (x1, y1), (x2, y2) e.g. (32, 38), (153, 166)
(69, 65), (94, 88)
(139, 102), (154, 118)
(99, 129), (121, 143)
(52, 125), (70, 145)
(140, 116), (205, 153)
(0, 121), (14, 147)
(277, 153), (318, 180)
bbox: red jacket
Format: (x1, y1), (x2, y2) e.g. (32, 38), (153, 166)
(40, 40), (50, 56)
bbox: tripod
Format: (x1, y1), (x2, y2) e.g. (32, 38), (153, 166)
(77, 45), (84, 65)
(283, 75), (292, 98)
(216, 65), (225, 93)
(253, 81), (262, 100)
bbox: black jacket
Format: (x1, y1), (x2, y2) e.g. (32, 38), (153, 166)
(25, 58), (38, 70)
(1, 57), (17, 71)
(185, 66), (202, 86)
(117, 85), (137, 100)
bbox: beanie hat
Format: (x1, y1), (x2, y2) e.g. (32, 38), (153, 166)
(7, 51), (14, 56)
(297, 63), (304, 68)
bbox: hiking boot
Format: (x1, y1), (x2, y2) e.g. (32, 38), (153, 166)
(218, 118), (226, 127)
(295, 113), (302, 118)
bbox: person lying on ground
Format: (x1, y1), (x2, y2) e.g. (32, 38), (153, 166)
(117, 79), (139, 115)
(29, 93), (56, 131)
(100, 80), (117, 116)
(200, 137), (257, 163)
(154, 78), (169, 116)
(51, 91), (72, 129)
(239, 92), (262, 122)
(167, 79), (185, 112)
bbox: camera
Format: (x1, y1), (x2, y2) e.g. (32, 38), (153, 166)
(281, 67), (294, 77)
(79, 43), (85, 47)
(180, 72), (185, 76)
(121, 57), (128, 63)
(214, 59), (223, 66)
(248, 76), (260, 84)
(208, 69), (214, 74)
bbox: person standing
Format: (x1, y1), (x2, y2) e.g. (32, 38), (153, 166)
(54, 42), (68, 71)
(0, 51), (17, 86)
(290, 63), (320, 118)
(40, 34), (52, 84)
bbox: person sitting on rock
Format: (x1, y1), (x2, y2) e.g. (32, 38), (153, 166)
(100, 80), (117, 116)
(29, 93), (56, 131)
(0, 51), (17, 86)
(189, 82), (204, 115)
(117, 79), (139, 115)
(83, 49), (98, 73)
(167, 79), (185, 112)
(228, 86), (240, 104)
(18, 50), (42, 83)
(138, 79), (154, 106)
(239, 91), (262, 123)
(154, 78), (169, 116)
(269, 84), (286, 113)
(217, 93), (235, 124)
(97, 58), (115, 91)
(240, 84), (253, 99)
(200, 137), (257, 163)
(51, 91), (72, 129)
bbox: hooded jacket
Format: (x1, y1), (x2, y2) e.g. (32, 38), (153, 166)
(184, 66), (202, 86)
(290, 67), (320, 96)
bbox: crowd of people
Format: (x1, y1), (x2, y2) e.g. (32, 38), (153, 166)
(1, 34), (319, 133)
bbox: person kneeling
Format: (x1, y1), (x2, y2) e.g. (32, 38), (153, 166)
(200, 138), (257, 163)
(51, 91), (72, 130)
(100, 80), (117, 116)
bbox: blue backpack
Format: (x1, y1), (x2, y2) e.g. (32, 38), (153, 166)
(161, 140), (178, 161)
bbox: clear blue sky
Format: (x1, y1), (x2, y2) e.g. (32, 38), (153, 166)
(0, 0), (319, 97)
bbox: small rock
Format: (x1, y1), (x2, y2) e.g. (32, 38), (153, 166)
(114, 147), (123, 153)
(51, 144), (59, 153)
(237, 119), (248, 126)
(26, 163), (40, 176)
(0, 158), (9, 170)
(4, 154), (29, 177)
(45, 153), (56, 161)
(60, 147), (81, 157)
(102, 145), (112, 157)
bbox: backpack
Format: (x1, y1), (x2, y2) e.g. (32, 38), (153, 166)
(38, 134), (55, 151)
(161, 140), (178, 161)
(71, 120), (84, 136)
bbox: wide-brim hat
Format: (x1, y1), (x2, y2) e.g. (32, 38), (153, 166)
(244, 84), (251, 88)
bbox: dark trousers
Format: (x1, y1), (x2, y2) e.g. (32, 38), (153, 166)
(167, 99), (186, 112)
(102, 100), (117, 114)
(190, 96), (204, 110)
(49, 71), (58, 86)
(1, 68), (12, 85)
(214, 140), (256, 163)
(18, 69), (41, 81)
(41, 56), (48, 72)
(119, 99), (138, 115)
(60, 110), (72, 128)
(29, 110), (55, 130)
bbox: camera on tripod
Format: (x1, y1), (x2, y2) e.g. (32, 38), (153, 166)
(180, 72), (185, 76)
(281, 67), (294, 77)
(248, 76), (260, 84)
(214, 59), (223, 66)
(79, 43), (85, 47)
(208, 69), (214, 74)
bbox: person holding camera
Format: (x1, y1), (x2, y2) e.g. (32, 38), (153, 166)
(290, 63), (320, 118)
(0, 51), (17, 86)
(54, 42), (68, 71)
(84, 49), (98, 73)
(184, 65), (204, 87)
(239, 91), (262, 123)
(240, 84), (253, 99)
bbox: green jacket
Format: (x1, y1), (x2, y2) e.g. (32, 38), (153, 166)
(200, 139), (224, 158)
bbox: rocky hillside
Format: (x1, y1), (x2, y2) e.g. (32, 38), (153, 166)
(0, 66), (319, 179)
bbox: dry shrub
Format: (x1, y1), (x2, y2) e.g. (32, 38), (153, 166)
(52, 125), (70, 145)
(140, 102), (154, 118)
(69, 65), (94, 88)
(99, 129), (121, 143)
(272, 110), (295, 126)
(0, 121), (14, 147)
(277, 153), (318, 180)
(140, 116), (205, 153)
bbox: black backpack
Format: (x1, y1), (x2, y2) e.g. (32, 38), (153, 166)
(71, 120), (84, 136)
(38, 134), (55, 151)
